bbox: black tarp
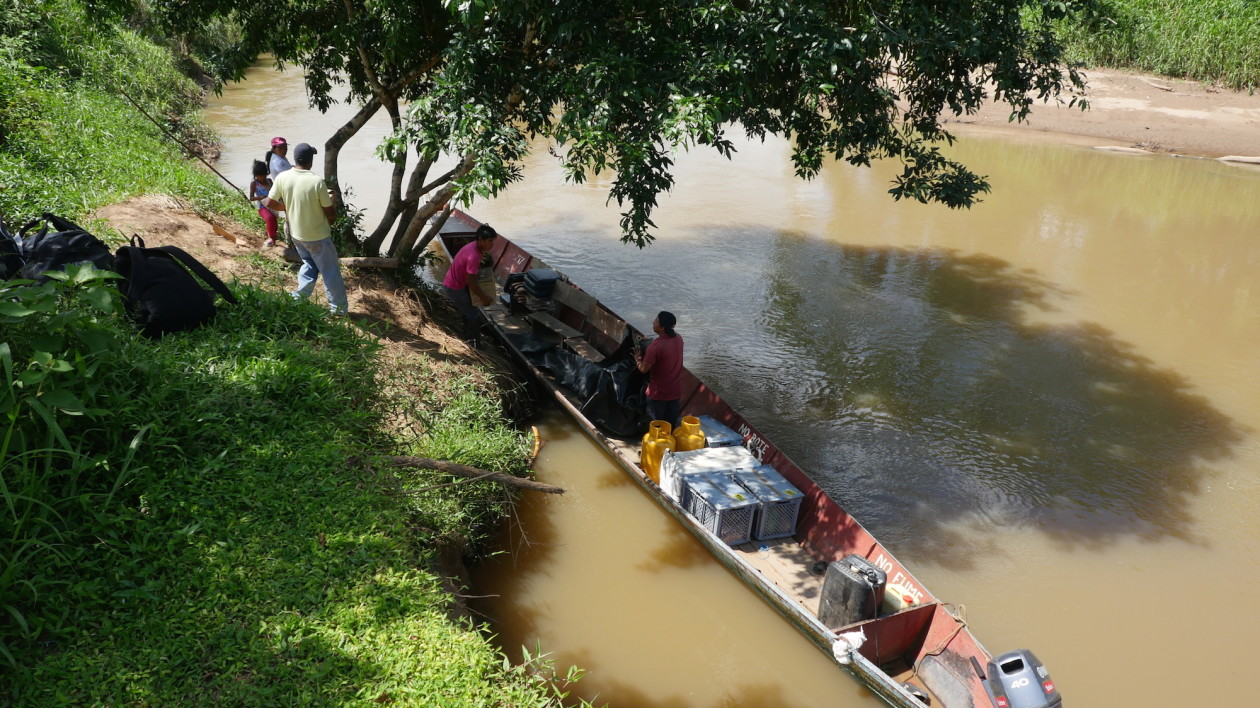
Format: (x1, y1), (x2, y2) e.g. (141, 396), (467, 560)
(505, 328), (650, 438)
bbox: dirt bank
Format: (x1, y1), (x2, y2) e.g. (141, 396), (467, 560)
(92, 195), (528, 618)
(948, 68), (1260, 160)
(93, 195), (467, 353)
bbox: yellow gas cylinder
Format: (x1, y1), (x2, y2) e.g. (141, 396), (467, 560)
(640, 420), (674, 483)
(673, 415), (707, 452)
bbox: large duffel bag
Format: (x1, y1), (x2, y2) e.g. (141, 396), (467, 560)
(16, 212), (115, 282)
(524, 267), (560, 298)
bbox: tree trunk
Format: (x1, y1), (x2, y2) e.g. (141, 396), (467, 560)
(324, 97), (384, 212)
(390, 154), (476, 257)
(387, 456), (564, 494)
(364, 154), (433, 256)
(369, 98), (408, 253)
(411, 205), (452, 256)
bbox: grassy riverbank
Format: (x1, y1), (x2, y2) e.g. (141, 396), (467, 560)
(1057, 0), (1260, 90)
(1, 3), (582, 705)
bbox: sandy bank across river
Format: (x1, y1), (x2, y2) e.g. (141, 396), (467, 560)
(946, 68), (1260, 162)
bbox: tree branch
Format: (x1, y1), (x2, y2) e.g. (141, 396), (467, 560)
(388, 456), (564, 494)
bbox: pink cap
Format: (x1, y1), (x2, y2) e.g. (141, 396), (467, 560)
(271, 136), (287, 147)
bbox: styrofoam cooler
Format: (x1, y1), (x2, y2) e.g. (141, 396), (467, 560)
(683, 473), (757, 546)
(659, 445), (761, 502)
(732, 464), (803, 540)
(695, 415), (744, 447)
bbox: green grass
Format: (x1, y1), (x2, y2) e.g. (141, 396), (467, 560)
(1, 271), (584, 706)
(1056, 0), (1260, 90)
(0, 5), (589, 702)
(0, 0), (251, 226)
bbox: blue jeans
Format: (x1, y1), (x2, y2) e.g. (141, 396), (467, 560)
(291, 237), (347, 314)
(443, 285), (482, 342)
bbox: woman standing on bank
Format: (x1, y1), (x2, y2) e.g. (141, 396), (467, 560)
(265, 136), (291, 180)
(264, 137), (293, 244)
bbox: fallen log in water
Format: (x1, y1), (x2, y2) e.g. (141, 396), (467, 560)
(388, 456), (564, 494)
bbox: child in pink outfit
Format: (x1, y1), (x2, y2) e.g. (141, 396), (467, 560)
(248, 159), (279, 246)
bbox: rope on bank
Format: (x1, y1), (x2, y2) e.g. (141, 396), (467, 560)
(116, 85), (251, 204)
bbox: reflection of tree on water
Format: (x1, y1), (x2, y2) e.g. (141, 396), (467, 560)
(693, 230), (1244, 566)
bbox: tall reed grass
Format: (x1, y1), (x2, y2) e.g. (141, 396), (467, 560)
(1057, 0), (1260, 90)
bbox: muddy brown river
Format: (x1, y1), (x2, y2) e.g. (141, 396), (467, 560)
(207, 61), (1260, 707)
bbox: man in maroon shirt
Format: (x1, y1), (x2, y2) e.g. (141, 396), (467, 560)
(634, 311), (684, 428)
(442, 224), (497, 348)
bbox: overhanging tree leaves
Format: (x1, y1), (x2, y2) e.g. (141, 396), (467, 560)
(152, 0), (1090, 254)
(405, 0), (1090, 250)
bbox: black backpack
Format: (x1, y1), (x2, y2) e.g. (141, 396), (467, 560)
(16, 212), (115, 281)
(114, 236), (239, 339)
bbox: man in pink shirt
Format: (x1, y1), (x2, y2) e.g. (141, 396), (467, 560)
(634, 310), (684, 428)
(442, 224), (497, 348)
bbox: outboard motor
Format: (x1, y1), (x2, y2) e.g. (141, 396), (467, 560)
(981, 649), (1061, 708)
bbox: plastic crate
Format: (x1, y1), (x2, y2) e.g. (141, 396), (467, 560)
(732, 465), (804, 540)
(683, 473), (757, 546)
(660, 446), (761, 502)
(695, 415), (744, 447)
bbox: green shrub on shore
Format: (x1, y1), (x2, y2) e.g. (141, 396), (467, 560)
(1057, 0), (1260, 90)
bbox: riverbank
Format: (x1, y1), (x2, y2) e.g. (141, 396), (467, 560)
(949, 67), (1260, 159)
(3, 195), (573, 704)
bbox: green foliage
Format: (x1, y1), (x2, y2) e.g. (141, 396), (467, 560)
(153, 0), (1091, 253)
(330, 182), (368, 258)
(1, 276), (581, 706)
(0, 82), (245, 220)
(381, 362), (533, 541)
(400, 0), (1091, 246)
(1054, 0), (1260, 90)
(153, 0), (451, 105)
(0, 0), (248, 225)
(0, 266), (142, 665)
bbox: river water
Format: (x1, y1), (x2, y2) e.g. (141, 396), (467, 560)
(206, 62), (1260, 707)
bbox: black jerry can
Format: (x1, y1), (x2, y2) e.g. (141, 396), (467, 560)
(817, 554), (888, 629)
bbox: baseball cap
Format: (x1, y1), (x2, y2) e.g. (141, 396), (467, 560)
(271, 136), (287, 147)
(293, 142), (318, 164)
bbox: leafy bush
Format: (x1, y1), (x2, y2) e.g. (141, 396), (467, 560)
(0, 0), (247, 225)
(0, 265), (141, 666)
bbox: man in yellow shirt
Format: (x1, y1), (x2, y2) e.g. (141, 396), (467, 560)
(264, 142), (347, 314)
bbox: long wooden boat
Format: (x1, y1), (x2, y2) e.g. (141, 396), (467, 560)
(435, 210), (1059, 708)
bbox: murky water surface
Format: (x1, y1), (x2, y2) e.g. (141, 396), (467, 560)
(208, 62), (1260, 706)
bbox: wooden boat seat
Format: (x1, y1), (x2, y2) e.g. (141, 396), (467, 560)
(565, 339), (603, 360)
(527, 311), (608, 362)
(528, 311), (583, 339)
(551, 281), (626, 360)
